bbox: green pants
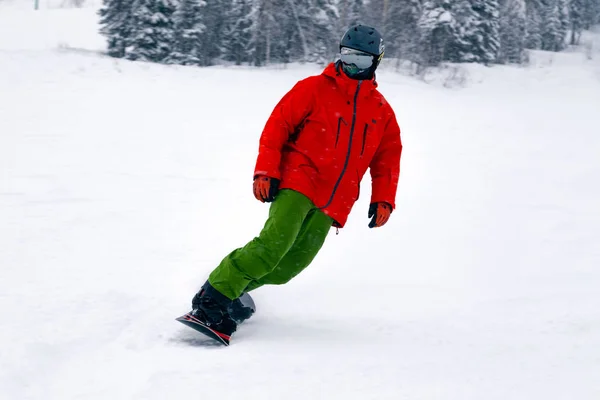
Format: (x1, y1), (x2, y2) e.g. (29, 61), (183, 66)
(208, 189), (332, 300)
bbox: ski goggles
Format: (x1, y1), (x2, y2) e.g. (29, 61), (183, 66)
(340, 47), (379, 69)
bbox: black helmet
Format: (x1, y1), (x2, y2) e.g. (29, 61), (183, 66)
(340, 25), (384, 57)
(339, 25), (384, 80)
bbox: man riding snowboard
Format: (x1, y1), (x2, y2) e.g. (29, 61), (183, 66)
(187, 25), (402, 342)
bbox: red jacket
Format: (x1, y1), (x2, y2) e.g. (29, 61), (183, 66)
(254, 62), (402, 227)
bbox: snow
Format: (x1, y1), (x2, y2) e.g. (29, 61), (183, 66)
(438, 10), (453, 23)
(1, 4), (600, 400)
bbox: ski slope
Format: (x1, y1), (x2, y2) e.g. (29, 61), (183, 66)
(1, 4), (600, 400)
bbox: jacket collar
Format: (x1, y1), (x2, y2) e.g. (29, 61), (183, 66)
(322, 62), (377, 96)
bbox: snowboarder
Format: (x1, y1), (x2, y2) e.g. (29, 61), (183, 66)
(187, 25), (402, 341)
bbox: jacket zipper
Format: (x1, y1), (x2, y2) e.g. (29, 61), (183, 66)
(320, 81), (362, 210)
(360, 123), (368, 156)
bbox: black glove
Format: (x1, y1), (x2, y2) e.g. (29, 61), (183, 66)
(253, 175), (280, 203)
(368, 202), (392, 228)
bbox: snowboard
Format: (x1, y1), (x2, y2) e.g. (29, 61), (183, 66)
(176, 312), (232, 346)
(176, 292), (256, 346)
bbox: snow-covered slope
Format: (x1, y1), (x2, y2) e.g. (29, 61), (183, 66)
(1, 6), (599, 400)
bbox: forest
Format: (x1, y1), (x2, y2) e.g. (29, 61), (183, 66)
(99, 0), (600, 67)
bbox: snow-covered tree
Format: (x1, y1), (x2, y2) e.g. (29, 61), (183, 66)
(525, 0), (543, 49)
(558, 0), (570, 45)
(266, 0), (296, 63)
(363, 0), (385, 29)
(221, 0), (254, 65)
(541, 0), (567, 51)
(570, 0), (584, 45)
(594, 0), (600, 25)
(451, 0), (479, 62)
(245, 0), (338, 65)
(201, 0), (234, 64)
(400, 0), (423, 60)
(302, 0), (340, 62)
(338, 0), (365, 29)
(126, 0), (177, 62)
(418, 0), (459, 65)
(499, 0), (527, 63)
(98, 0), (599, 67)
(98, 0), (133, 58)
(383, 0), (422, 60)
(583, 0), (600, 28)
(246, 0), (288, 65)
(167, 0), (207, 66)
(469, 0), (501, 64)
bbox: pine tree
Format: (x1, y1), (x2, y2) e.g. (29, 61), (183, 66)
(243, 1), (262, 65)
(557, 0), (569, 48)
(247, 0), (299, 65)
(338, 0), (365, 29)
(541, 0), (567, 52)
(98, 0), (133, 58)
(525, 0), (543, 49)
(126, 0), (177, 62)
(499, 0), (527, 63)
(364, 0), (385, 30)
(202, 0), (233, 64)
(304, 0), (339, 63)
(451, 0), (479, 62)
(285, 0), (312, 62)
(271, 0), (297, 63)
(582, 0), (600, 28)
(167, 0), (207, 66)
(398, 0), (423, 61)
(222, 0), (254, 65)
(570, 0), (584, 45)
(382, 0), (421, 60)
(469, 0), (501, 64)
(418, 0), (460, 65)
(246, 0), (265, 66)
(247, 0), (273, 65)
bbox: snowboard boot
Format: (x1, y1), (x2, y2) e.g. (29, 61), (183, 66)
(228, 293), (255, 324)
(192, 287), (255, 324)
(190, 282), (237, 337)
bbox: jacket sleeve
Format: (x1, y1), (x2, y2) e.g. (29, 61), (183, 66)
(369, 107), (402, 209)
(254, 79), (314, 180)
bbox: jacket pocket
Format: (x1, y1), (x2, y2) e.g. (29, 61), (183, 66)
(360, 123), (368, 156)
(336, 117), (347, 148)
